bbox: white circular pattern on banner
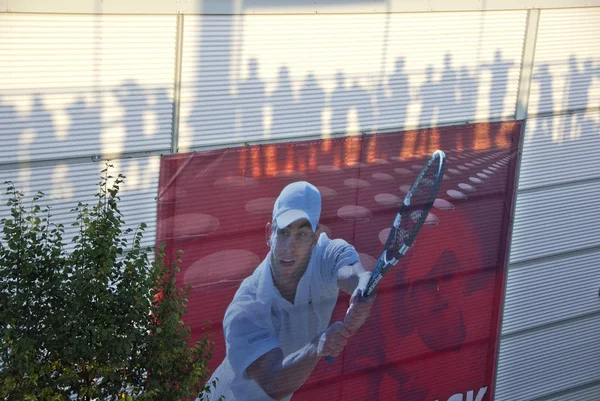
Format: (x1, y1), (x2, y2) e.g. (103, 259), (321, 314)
(457, 165), (469, 171)
(372, 158), (391, 165)
(245, 197), (276, 215)
(395, 168), (412, 175)
(469, 177), (483, 184)
(411, 164), (423, 170)
(477, 173), (489, 179)
(447, 189), (467, 200)
(317, 165), (343, 173)
(443, 174), (451, 181)
(214, 176), (259, 189)
(184, 250), (260, 290)
(347, 162), (369, 169)
(483, 169), (493, 175)
(372, 172), (395, 181)
(489, 166), (498, 171)
(433, 198), (455, 211)
(399, 184), (411, 194)
(458, 183), (476, 192)
(160, 213), (220, 238)
(317, 186), (338, 200)
(375, 193), (402, 206)
(448, 168), (461, 175)
(344, 178), (371, 188)
(378, 227), (391, 245)
(358, 253), (378, 272)
(465, 163), (475, 168)
(424, 212), (440, 226)
(391, 156), (406, 162)
(337, 205), (372, 222)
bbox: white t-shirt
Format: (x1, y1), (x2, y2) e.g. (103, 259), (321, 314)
(203, 233), (359, 401)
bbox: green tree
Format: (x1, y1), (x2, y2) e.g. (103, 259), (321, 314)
(0, 186), (67, 400)
(138, 246), (219, 401)
(0, 166), (219, 400)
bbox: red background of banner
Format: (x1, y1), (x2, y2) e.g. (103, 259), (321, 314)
(156, 121), (521, 401)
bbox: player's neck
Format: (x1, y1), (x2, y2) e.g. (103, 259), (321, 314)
(277, 282), (297, 304)
(272, 271), (299, 304)
(270, 260), (301, 304)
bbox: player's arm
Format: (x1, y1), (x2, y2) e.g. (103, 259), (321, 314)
(337, 262), (377, 335)
(246, 322), (351, 401)
(337, 262), (371, 296)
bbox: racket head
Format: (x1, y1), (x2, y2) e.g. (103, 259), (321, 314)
(365, 150), (446, 297)
(398, 149), (446, 247)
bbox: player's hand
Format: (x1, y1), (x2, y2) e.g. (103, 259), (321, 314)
(315, 322), (352, 358)
(343, 286), (377, 335)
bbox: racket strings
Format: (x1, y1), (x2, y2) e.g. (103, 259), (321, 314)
(384, 226), (409, 262)
(400, 158), (443, 245)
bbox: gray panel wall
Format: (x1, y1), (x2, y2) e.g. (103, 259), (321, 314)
(497, 7), (600, 401)
(1, 3), (600, 401)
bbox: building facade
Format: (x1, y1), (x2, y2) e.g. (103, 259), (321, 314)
(1, 1), (599, 399)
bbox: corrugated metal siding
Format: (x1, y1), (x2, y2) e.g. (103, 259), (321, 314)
(502, 249), (600, 335)
(542, 384), (600, 401)
(4, 0), (600, 14)
(509, 180), (600, 264)
(178, 11), (526, 150)
(0, 13), (176, 164)
(499, 7), (600, 401)
(0, 7), (595, 401)
(528, 7), (600, 116)
(495, 315), (600, 401)
(520, 109), (600, 191)
(0, 156), (159, 248)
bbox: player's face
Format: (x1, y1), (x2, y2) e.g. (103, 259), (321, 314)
(270, 219), (318, 284)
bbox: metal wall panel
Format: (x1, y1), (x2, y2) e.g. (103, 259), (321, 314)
(495, 315), (600, 401)
(502, 249), (600, 335)
(528, 8), (600, 116)
(541, 383), (600, 401)
(519, 109), (600, 191)
(178, 11), (526, 150)
(500, 8), (600, 401)
(0, 14), (176, 164)
(0, 156), (160, 249)
(5, 0), (600, 15)
(509, 180), (600, 264)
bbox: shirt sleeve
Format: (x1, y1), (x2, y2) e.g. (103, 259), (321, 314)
(320, 235), (360, 290)
(223, 299), (281, 378)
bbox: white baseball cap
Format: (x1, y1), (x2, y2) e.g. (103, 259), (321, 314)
(272, 181), (321, 232)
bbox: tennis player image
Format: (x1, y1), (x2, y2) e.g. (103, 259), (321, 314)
(202, 181), (377, 401)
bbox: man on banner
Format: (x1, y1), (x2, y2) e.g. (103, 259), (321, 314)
(202, 181), (376, 401)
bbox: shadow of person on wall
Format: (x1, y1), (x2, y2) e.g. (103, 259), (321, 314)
(415, 66), (438, 156)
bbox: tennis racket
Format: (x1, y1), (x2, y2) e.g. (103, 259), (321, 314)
(325, 150), (446, 363)
(362, 149), (446, 298)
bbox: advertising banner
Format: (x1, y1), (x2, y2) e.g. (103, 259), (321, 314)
(156, 121), (522, 401)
